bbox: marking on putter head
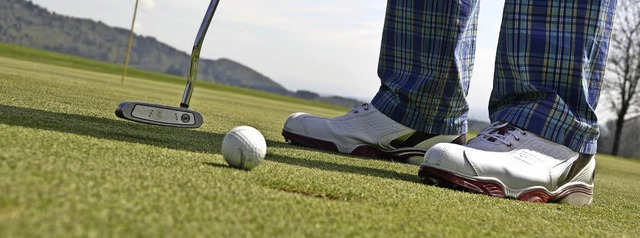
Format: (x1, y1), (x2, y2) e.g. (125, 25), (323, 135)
(181, 114), (191, 123)
(131, 105), (195, 125)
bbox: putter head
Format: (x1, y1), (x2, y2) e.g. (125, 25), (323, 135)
(115, 101), (203, 128)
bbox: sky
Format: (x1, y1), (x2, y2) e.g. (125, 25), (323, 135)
(33, 0), (507, 121)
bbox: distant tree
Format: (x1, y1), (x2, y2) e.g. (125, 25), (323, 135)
(603, 0), (640, 156)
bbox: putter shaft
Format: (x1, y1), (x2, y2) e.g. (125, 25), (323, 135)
(181, 0), (220, 108)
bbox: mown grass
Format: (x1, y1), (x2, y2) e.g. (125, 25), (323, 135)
(1, 46), (639, 237)
(0, 42), (347, 112)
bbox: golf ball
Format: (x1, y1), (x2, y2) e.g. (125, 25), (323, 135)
(221, 126), (267, 170)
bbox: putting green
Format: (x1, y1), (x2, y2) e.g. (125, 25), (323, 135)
(1, 46), (639, 237)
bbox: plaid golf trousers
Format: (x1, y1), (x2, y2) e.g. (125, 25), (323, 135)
(371, 0), (616, 154)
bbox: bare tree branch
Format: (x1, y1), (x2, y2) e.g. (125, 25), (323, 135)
(602, 0), (640, 155)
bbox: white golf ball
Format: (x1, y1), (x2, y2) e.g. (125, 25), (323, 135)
(221, 126), (267, 170)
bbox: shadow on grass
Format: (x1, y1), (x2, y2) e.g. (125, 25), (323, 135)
(0, 104), (223, 154)
(265, 141), (421, 183)
(2, 104), (419, 183)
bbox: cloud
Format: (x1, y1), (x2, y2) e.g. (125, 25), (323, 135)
(133, 21), (143, 31)
(140, 0), (156, 10)
(216, 0), (385, 49)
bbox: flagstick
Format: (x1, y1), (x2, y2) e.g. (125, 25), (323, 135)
(122, 0), (140, 82)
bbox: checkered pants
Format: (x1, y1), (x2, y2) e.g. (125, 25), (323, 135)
(371, 0), (616, 154)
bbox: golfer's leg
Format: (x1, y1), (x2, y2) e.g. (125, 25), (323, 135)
(281, 0), (477, 161)
(372, 0), (480, 135)
(490, 0), (616, 154)
(419, 0), (616, 205)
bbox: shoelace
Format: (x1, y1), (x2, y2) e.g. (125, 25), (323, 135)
(352, 103), (370, 113)
(478, 121), (526, 146)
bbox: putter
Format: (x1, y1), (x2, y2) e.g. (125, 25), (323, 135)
(115, 0), (220, 128)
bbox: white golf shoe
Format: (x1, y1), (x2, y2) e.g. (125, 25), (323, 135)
(419, 122), (595, 206)
(282, 104), (465, 164)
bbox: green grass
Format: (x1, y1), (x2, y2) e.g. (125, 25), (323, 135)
(1, 46), (640, 237)
(0, 42), (347, 111)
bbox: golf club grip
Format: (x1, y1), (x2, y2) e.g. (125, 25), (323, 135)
(181, 0), (220, 108)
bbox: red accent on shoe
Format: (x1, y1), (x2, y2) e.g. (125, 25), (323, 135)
(283, 130), (429, 161)
(418, 167), (505, 197)
(282, 130), (339, 153)
(418, 166), (593, 204)
(516, 184), (593, 203)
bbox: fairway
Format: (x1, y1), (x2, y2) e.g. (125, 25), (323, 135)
(1, 49), (640, 237)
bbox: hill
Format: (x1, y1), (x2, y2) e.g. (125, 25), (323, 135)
(0, 0), (363, 108)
